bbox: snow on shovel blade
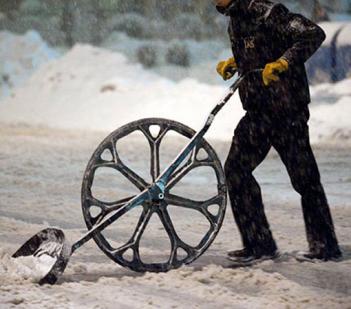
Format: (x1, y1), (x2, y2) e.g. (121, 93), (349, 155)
(12, 228), (71, 285)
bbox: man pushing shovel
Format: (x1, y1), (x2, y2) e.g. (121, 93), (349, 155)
(214, 0), (342, 264)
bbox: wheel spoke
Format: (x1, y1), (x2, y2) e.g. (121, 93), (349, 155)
(92, 161), (149, 192)
(111, 206), (152, 264)
(87, 195), (138, 226)
(158, 198), (212, 259)
(131, 207), (153, 244)
(156, 206), (180, 263)
(138, 124), (169, 182)
(164, 193), (202, 209)
(161, 194), (217, 256)
(111, 139), (150, 191)
(165, 193), (222, 227)
(165, 149), (215, 191)
(88, 195), (135, 210)
(150, 142), (161, 182)
(157, 206), (179, 245)
(116, 162), (149, 191)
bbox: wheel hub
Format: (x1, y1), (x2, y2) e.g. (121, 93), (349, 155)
(147, 182), (165, 201)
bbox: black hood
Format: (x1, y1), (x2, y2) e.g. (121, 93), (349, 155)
(216, 0), (252, 16)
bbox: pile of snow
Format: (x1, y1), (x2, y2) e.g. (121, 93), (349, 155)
(0, 30), (59, 100)
(0, 249), (56, 284)
(0, 44), (350, 144)
(0, 44), (240, 139)
(309, 78), (351, 143)
(102, 31), (230, 84)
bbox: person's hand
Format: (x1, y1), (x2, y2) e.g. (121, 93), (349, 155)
(262, 58), (289, 86)
(216, 57), (237, 80)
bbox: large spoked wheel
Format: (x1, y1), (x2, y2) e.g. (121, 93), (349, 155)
(81, 118), (227, 272)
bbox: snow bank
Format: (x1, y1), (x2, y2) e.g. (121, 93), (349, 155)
(0, 248), (56, 284)
(0, 30), (59, 99)
(0, 44), (350, 144)
(0, 44), (243, 139)
(309, 78), (351, 144)
(102, 31), (230, 84)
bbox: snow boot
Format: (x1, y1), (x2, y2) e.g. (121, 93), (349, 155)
(227, 249), (280, 266)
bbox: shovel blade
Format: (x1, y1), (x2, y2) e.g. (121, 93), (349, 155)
(13, 228), (71, 285)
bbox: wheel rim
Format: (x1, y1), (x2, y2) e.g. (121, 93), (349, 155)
(81, 118), (227, 272)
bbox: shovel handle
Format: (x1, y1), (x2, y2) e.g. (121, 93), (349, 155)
(72, 190), (149, 253)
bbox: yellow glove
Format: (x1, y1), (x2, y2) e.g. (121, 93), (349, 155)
(262, 58), (289, 86)
(216, 57), (238, 80)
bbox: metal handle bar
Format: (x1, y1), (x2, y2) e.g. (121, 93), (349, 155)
(155, 68), (263, 186)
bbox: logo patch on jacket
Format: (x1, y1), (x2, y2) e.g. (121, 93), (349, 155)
(244, 36), (255, 49)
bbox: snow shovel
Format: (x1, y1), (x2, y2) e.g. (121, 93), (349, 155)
(12, 69), (263, 285)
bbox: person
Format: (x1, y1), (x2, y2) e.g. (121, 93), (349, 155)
(214, 0), (342, 263)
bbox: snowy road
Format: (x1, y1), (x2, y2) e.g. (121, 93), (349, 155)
(0, 123), (350, 308)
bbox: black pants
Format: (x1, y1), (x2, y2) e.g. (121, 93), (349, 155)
(224, 110), (341, 257)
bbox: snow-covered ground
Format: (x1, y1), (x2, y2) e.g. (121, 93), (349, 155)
(0, 124), (350, 308)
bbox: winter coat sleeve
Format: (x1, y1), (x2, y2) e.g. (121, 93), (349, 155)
(266, 4), (326, 66)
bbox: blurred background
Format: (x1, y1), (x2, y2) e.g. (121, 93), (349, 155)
(0, 0), (350, 141)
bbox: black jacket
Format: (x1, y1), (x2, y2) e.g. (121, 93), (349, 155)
(217, 0), (326, 117)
